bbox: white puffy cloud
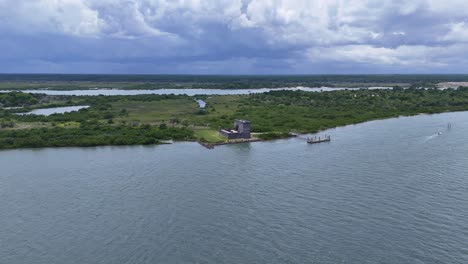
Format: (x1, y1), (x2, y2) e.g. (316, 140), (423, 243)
(0, 0), (105, 36)
(2, 0), (468, 73)
(307, 45), (452, 66)
(0, 0), (436, 42)
(441, 22), (468, 43)
(0, 0), (461, 43)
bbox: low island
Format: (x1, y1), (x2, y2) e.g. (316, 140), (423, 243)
(1, 85), (468, 150)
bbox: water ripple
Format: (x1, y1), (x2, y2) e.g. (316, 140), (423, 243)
(1, 112), (468, 263)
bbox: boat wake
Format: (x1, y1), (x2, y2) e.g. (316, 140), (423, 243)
(425, 123), (452, 142)
(425, 131), (444, 141)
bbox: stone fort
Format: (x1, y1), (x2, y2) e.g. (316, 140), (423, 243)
(219, 120), (251, 139)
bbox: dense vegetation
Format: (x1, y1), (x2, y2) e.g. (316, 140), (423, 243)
(3, 74), (468, 90)
(0, 92), (38, 107)
(184, 87), (468, 134)
(226, 87), (468, 133)
(3, 74), (468, 83)
(1, 87), (468, 149)
(0, 123), (193, 149)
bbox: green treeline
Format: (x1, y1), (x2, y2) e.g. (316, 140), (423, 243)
(3, 73), (468, 84)
(5, 74), (468, 90)
(202, 87), (468, 133)
(0, 123), (194, 149)
(0, 92), (38, 107)
(1, 87), (468, 149)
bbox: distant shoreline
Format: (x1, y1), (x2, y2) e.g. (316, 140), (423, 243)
(0, 74), (455, 91)
(1, 87), (468, 150)
(0, 109), (465, 152)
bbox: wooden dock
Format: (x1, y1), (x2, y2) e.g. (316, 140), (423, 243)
(307, 135), (331, 144)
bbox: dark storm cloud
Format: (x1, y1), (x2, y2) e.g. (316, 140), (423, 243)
(1, 0), (468, 74)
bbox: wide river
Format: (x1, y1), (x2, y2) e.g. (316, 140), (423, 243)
(1, 86), (390, 96)
(1, 112), (467, 264)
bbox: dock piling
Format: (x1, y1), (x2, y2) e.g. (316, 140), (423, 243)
(307, 135), (331, 144)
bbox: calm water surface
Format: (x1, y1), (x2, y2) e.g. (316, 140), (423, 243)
(16, 105), (90, 116)
(1, 87), (390, 96)
(195, 99), (206, 108)
(1, 112), (468, 264)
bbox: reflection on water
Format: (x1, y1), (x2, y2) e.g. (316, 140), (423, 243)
(16, 105), (89, 116)
(0, 86), (392, 96)
(195, 99), (206, 108)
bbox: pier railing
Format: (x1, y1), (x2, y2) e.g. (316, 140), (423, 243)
(307, 135), (331, 144)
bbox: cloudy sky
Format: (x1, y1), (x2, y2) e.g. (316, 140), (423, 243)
(1, 0), (468, 74)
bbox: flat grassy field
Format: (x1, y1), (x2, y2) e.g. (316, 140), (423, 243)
(193, 129), (226, 143)
(108, 95), (242, 128)
(111, 98), (200, 123)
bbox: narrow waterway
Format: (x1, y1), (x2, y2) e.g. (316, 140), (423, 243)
(15, 105), (90, 116)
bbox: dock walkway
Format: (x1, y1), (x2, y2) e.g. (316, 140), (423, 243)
(307, 135), (331, 144)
